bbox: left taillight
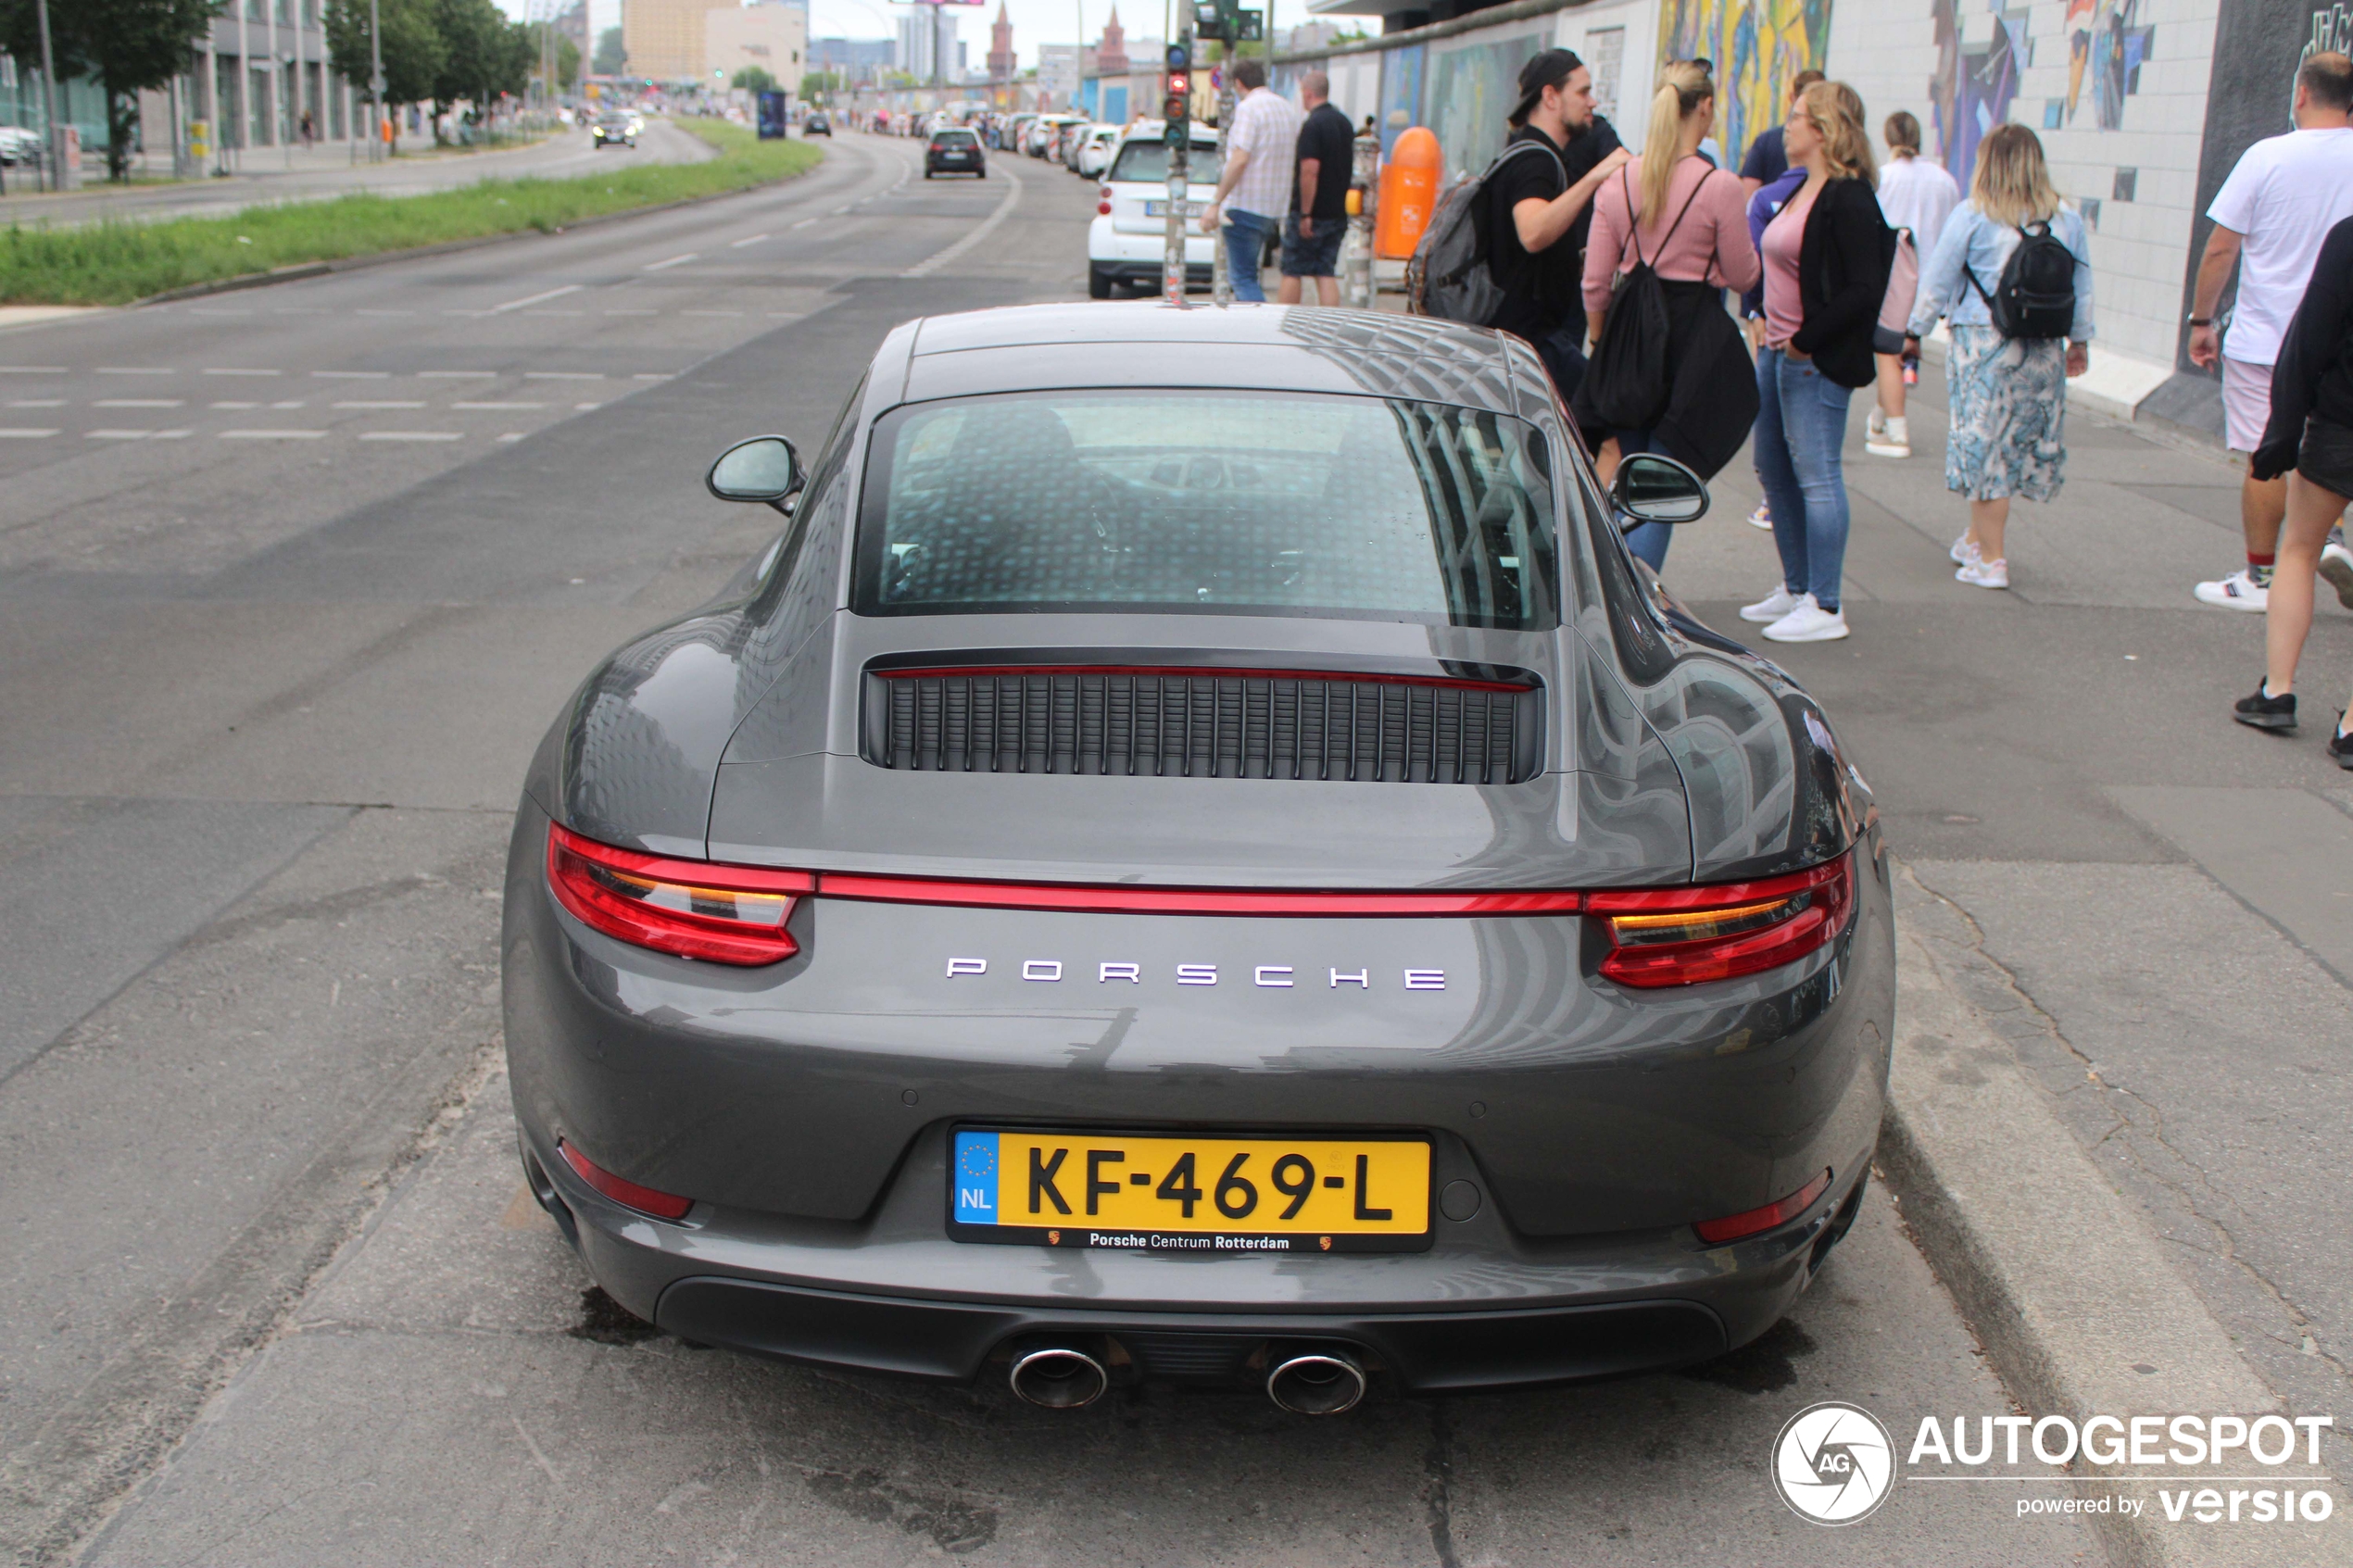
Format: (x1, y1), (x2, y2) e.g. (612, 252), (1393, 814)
(546, 823), (812, 966)
(1588, 854), (1856, 988)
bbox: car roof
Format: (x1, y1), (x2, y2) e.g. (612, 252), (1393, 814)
(890, 303), (1552, 420)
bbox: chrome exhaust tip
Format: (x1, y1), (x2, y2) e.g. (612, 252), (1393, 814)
(1008, 1345), (1108, 1410)
(1265, 1347), (1366, 1415)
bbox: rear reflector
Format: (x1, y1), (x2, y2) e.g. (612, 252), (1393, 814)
(1587, 854), (1856, 988)
(547, 824), (810, 966)
(558, 1139), (695, 1221)
(1694, 1170), (1832, 1244)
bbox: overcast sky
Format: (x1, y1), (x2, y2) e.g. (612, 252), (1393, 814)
(498, 0), (1198, 73)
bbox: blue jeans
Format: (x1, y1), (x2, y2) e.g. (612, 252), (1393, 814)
(1224, 208), (1275, 302)
(1609, 428), (1677, 572)
(1753, 349), (1854, 612)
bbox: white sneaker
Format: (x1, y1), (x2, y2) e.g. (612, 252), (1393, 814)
(1949, 532), (1981, 566)
(1866, 408), (1887, 440)
(1747, 501), (1773, 531)
(1740, 584), (1800, 622)
(2321, 528), (2353, 610)
(1762, 597), (1851, 642)
(2193, 569), (2270, 611)
(1864, 415), (1910, 458)
(1956, 556), (2008, 589)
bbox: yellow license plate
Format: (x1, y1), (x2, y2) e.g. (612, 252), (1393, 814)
(950, 1129), (1432, 1254)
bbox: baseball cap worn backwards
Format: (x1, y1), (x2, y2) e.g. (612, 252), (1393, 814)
(1511, 48), (1583, 125)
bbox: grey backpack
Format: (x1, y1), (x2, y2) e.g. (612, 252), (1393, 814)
(1407, 139), (1565, 324)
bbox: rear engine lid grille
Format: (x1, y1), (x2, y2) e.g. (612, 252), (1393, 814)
(863, 666), (1541, 784)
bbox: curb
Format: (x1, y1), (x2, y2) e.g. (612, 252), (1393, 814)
(134, 163), (818, 307)
(1878, 866), (2321, 1568)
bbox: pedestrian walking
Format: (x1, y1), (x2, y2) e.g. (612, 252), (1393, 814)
(1484, 49), (1630, 402)
(1738, 69), (1826, 193)
(1737, 82), (1891, 645)
(1279, 71), (1353, 307)
(1865, 110), (1957, 458)
(1901, 125), (2091, 591)
(1200, 58), (1302, 304)
(2187, 51), (2353, 613)
(2236, 211), (2353, 766)
(1577, 60), (1760, 570)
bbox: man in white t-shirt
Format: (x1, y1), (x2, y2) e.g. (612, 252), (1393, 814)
(1201, 57), (1302, 303)
(2188, 52), (2353, 611)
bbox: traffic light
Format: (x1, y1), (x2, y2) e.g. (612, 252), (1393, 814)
(1191, 1), (1262, 44)
(1164, 66), (1190, 127)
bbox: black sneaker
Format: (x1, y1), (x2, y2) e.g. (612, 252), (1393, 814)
(2330, 721), (2353, 770)
(2233, 682), (2296, 730)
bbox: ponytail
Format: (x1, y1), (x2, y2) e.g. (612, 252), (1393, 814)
(1641, 61), (1713, 222)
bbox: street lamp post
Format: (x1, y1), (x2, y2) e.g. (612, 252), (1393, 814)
(369, 0), (385, 161)
(33, 0), (61, 191)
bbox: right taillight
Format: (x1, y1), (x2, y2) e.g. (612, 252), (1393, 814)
(1588, 854), (1856, 988)
(1098, 199), (1112, 214)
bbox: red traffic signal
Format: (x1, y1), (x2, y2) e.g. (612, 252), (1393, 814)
(1168, 69), (1189, 99)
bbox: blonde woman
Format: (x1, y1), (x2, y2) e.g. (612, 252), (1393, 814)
(1577, 60), (1760, 570)
(1904, 124), (2093, 589)
(1735, 82), (1890, 644)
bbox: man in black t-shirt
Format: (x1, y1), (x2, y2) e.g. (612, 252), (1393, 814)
(1280, 71), (1356, 306)
(1737, 68), (1823, 191)
(1488, 49), (1631, 402)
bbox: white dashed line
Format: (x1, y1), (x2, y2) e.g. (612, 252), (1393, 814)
(87, 429), (157, 440)
(360, 431), (462, 442)
(491, 283), (585, 314)
(420, 370), (497, 379)
(313, 370), (390, 379)
(210, 401), (261, 409)
(497, 433), (525, 442)
(525, 371), (603, 380)
(270, 401), (306, 409)
(453, 401), (545, 410)
(219, 429), (325, 439)
(791, 217), (819, 229)
(904, 165), (1024, 278)
(7, 398), (65, 408)
(0, 366), (65, 374)
(204, 368), (281, 377)
(729, 232), (772, 247)
(334, 400), (426, 409)
(0, 427), (58, 437)
(573, 402), (600, 410)
(94, 399), (183, 408)
(641, 253), (698, 271)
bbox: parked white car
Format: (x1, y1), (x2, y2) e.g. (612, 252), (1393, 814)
(1087, 121), (1223, 298)
(1074, 123), (1122, 177)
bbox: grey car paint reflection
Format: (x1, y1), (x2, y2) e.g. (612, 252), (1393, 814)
(503, 303), (1894, 1395)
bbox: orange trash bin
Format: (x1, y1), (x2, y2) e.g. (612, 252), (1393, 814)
(1376, 128), (1441, 259)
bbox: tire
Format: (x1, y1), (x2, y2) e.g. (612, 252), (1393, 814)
(924, 168), (934, 179)
(1088, 266), (1113, 300)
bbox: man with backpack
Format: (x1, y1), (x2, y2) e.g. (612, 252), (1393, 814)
(1484, 50), (1631, 399)
(2187, 51), (2353, 614)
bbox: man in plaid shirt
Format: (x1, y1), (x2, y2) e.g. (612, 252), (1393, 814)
(1200, 57), (1303, 302)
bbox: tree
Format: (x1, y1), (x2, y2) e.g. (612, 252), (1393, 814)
(0, 0), (227, 182)
(730, 65), (776, 95)
(427, 0), (523, 133)
(325, 0), (447, 134)
(799, 69), (841, 103)
(556, 35), (580, 92)
(592, 25), (623, 77)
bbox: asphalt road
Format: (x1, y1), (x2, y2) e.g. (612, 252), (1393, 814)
(0, 132), (2108, 1566)
(0, 119), (718, 231)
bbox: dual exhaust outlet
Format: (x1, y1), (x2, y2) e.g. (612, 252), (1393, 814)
(1008, 1342), (1367, 1415)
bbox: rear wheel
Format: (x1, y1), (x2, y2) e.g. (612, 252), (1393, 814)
(1088, 266), (1114, 300)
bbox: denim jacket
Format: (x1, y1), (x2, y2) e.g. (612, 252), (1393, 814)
(1906, 202), (2095, 341)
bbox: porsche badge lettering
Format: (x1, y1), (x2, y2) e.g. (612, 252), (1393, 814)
(943, 958), (1445, 989)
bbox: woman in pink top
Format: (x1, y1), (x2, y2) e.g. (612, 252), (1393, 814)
(1573, 61), (1762, 571)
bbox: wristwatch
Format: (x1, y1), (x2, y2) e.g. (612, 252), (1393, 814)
(2185, 314), (2213, 326)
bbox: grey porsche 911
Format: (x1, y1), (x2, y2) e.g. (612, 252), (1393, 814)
(503, 302), (1894, 1414)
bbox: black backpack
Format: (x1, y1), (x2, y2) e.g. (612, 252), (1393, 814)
(1406, 139), (1564, 325)
(1583, 167), (1711, 428)
(1966, 220), (2077, 339)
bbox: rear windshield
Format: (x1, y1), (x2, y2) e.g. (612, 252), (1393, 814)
(1107, 139), (1223, 185)
(852, 391), (1558, 630)
(933, 129), (976, 145)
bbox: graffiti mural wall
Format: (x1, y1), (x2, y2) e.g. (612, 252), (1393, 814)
(1929, 0), (2025, 184)
(1658, 0), (1834, 169)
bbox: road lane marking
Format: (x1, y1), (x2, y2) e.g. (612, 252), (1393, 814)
(903, 164), (1025, 278)
(359, 431), (462, 442)
(633, 373), (671, 380)
(7, 399), (65, 407)
(419, 370), (497, 378)
(641, 253), (698, 270)
(87, 430), (157, 440)
(729, 232), (772, 247)
(0, 428), (57, 437)
(203, 368), (281, 376)
(210, 401), (261, 409)
(490, 283), (584, 313)
(94, 399), (184, 408)
(219, 429), (325, 439)
(453, 401), (544, 409)
(497, 433), (525, 442)
(524, 371), (602, 380)
(791, 217), (819, 228)
(573, 402), (600, 410)
(334, 399), (426, 408)
(0, 366), (65, 373)
(312, 370), (390, 379)
(270, 400), (306, 408)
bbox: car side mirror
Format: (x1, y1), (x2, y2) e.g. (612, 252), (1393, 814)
(706, 435), (803, 514)
(1611, 453), (1710, 527)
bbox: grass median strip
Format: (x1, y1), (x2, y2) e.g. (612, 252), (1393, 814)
(0, 120), (823, 308)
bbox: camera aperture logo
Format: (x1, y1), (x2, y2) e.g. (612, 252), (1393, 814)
(1773, 1401), (1897, 1525)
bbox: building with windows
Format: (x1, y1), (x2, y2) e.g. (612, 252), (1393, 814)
(811, 35), (898, 83)
(707, 3), (807, 94)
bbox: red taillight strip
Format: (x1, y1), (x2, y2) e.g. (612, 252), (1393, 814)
(872, 665), (1534, 694)
(815, 873), (1584, 916)
(547, 825), (809, 965)
(558, 1139), (695, 1221)
(1584, 860), (1843, 915)
(1693, 1169), (1832, 1245)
